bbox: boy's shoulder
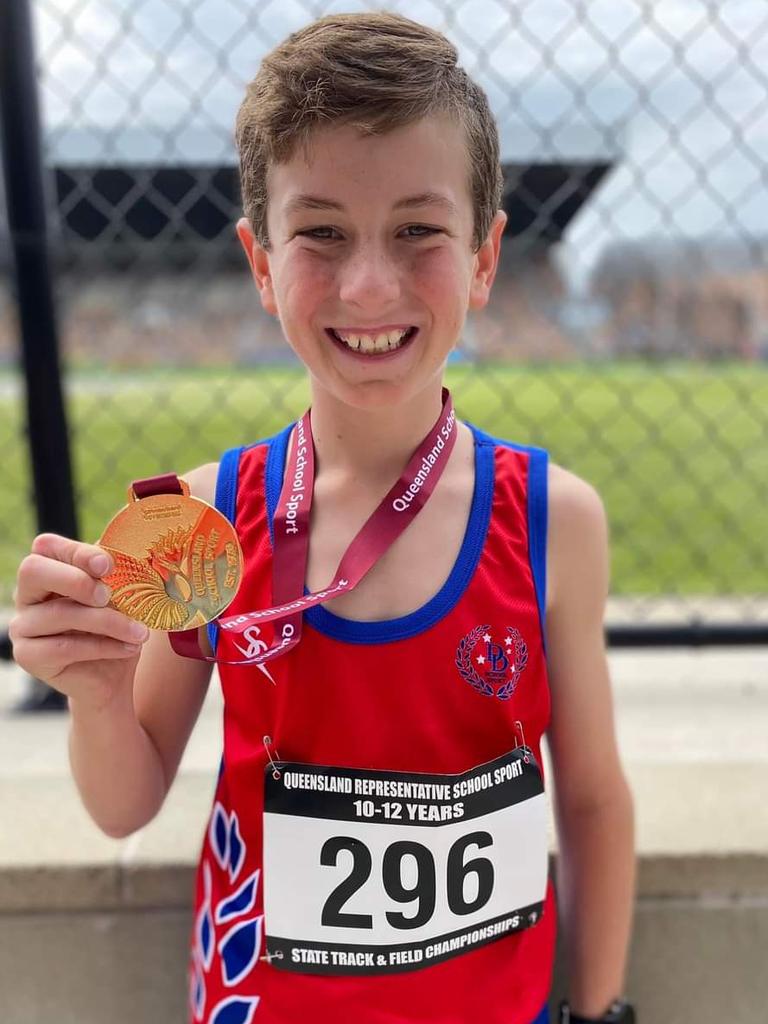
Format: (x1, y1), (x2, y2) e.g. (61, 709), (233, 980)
(181, 427), (292, 510)
(473, 425), (604, 521)
(547, 460), (609, 616)
(184, 461), (219, 506)
(548, 460), (604, 512)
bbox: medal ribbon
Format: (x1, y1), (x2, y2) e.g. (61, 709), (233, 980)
(169, 388), (457, 668)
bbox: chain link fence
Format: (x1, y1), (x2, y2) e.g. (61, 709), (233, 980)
(2, 0), (768, 630)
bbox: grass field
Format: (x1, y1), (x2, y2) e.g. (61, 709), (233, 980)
(2, 361), (766, 600)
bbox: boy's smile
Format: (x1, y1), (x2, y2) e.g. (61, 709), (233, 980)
(326, 325), (418, 356)
(237, 114), (506, 409)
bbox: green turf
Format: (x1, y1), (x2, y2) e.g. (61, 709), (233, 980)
(2, 361), (766, 601)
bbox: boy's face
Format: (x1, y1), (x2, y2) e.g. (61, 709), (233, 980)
(237, 114), (506, 409)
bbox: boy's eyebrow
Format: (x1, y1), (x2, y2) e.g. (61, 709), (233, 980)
(283, 192), (460, 216)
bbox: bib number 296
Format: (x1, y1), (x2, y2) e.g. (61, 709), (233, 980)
(321, 830), (494, 930)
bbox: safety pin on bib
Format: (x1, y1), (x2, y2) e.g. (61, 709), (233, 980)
(261, 735), (285, 965)
(263, 735), (283, 780)
(260, 948), (284, 965)
(514, 720), (531, 764)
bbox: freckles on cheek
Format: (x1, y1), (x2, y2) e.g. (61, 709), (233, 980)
(289, 254), (336, 295)
(410, 248), (465, 299)
(281, 261), (335, 312)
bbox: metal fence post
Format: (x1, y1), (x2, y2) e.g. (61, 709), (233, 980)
(1, 0), (77, 710)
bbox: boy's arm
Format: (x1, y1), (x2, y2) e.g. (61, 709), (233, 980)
(68, 461), (221, 837)
(67, 623), (212, 837)
(545, 466), (636, 1018)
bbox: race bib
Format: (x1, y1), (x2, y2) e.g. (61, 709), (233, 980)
(262, 749), (548, 974)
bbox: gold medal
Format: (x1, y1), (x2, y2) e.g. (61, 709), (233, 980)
(98, 478), (243, 631)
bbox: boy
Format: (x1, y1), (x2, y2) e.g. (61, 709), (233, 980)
(10, 12), (636, 1024)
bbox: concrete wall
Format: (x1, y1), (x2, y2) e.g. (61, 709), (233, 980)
(2, 861), (767, 1024)
(2, 651), (768, 1023)
(2, 772), (767, 1024)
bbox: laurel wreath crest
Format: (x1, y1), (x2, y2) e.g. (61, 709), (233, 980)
(497, 628), (528, 700)
(455, 624), (494, 696)
(455, 624), (529, 700)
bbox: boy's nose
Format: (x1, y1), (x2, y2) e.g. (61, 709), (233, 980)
(338, 247), (401, 308)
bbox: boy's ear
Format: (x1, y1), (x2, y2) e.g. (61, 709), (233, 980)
(468, 209), (508, 312)
(236, 216), (278, 316)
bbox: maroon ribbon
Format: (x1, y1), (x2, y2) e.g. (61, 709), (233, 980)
(132, 474), (185, 499)
(168, 388), (457, 668)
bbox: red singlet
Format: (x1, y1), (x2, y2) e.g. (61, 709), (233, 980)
(189, 421), (555, 1024)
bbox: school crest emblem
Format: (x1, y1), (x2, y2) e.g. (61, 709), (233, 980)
(455, 624), (528, 700)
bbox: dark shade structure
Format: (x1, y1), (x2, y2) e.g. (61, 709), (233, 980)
(44, 160), (613, 270)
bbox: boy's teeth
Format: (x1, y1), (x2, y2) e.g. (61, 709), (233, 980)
(335, 328), (410, 352)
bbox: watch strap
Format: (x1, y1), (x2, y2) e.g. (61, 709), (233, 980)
(559, 999), (636, 1023)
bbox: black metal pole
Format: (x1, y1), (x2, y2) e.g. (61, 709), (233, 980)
(606, 622), (768, 647)
(1, 0), (77, 710)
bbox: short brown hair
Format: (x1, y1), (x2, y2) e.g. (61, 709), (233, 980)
(235, 12), (503, 252)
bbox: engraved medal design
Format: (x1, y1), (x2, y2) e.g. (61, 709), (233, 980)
(99, 480), (243, 631)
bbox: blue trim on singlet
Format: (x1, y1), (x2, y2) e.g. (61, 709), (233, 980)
(528, 446), (549, 655)
(263, 422), (495, 644)
(531, 1003), (550, 1024)
(206, 437), (277, 654)
(469, 426), (549, 655)
(264, 423), (295, 544)
(212, 422), (548, 650)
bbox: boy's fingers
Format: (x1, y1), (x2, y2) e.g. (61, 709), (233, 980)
(31, 534), (112, 578)
(15, 553), (113, 609)
(9, 600), (149, 645)
(11, 633), (143, 676)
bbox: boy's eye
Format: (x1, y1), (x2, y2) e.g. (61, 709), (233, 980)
(296, 225), (440, 241)
(298, 227), (340, 240)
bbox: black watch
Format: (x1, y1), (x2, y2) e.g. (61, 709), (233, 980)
(559, 999), (635, 1023)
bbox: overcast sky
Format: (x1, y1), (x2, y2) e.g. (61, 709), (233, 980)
(31, 0), (768, 286)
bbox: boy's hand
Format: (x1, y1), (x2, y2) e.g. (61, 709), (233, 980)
(9, 533), (151, 707)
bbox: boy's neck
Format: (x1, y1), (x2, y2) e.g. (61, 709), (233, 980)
(307, 380), (447, 484)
